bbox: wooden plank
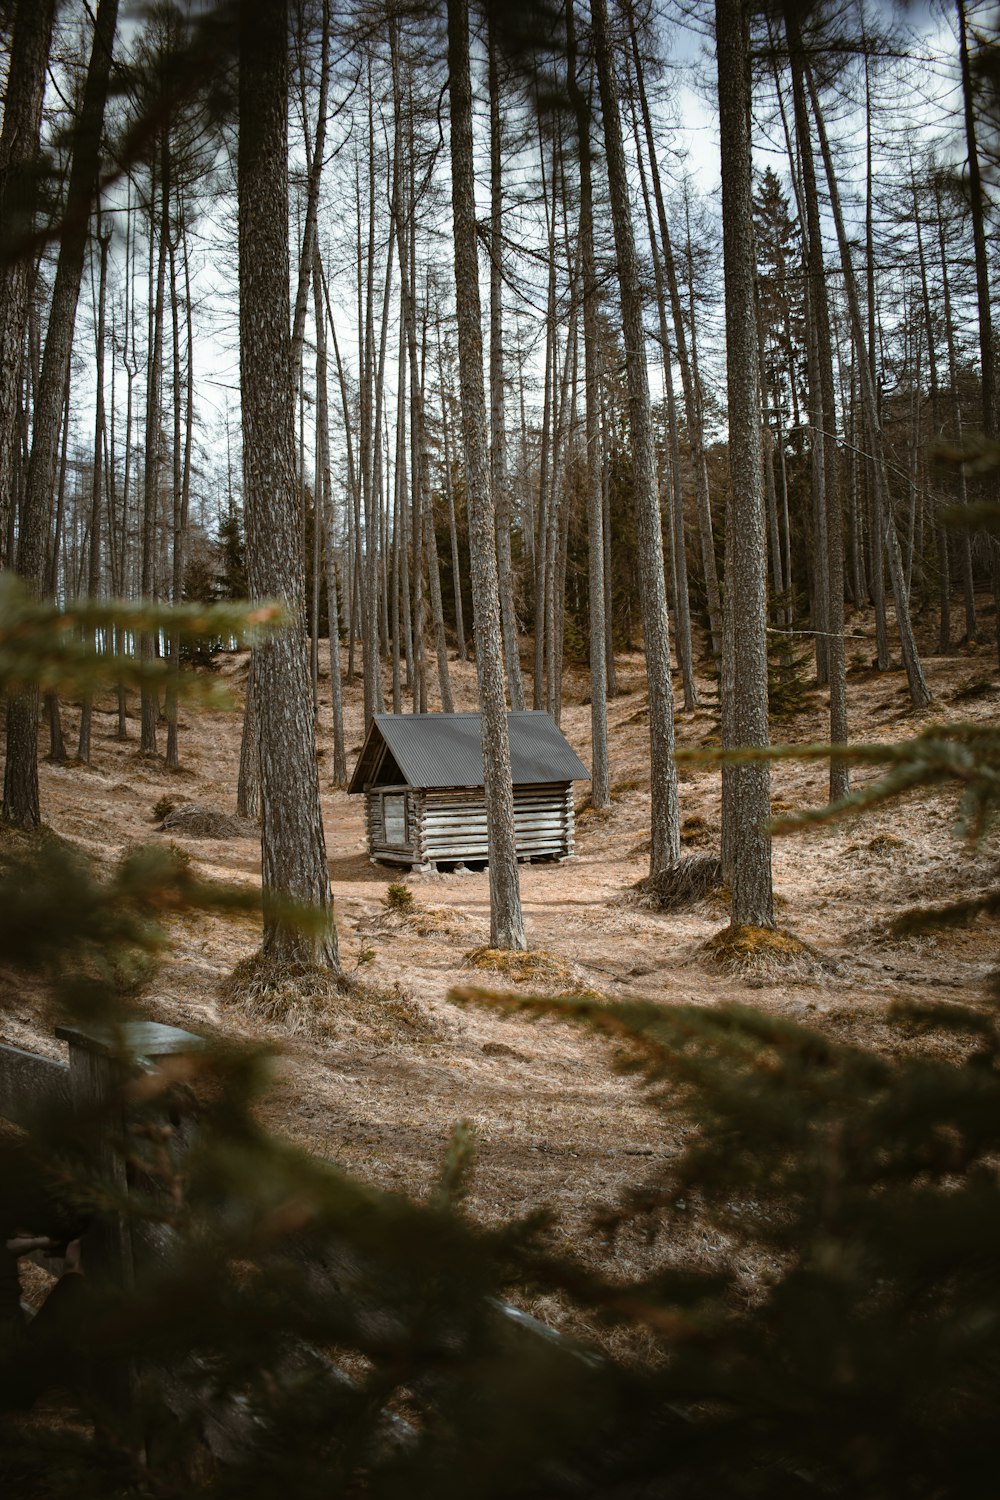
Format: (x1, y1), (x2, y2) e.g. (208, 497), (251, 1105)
(422, 828), (566, 839)
(423, 807), (563, 823)
(55, 1020), (205, 1061)
(420, 842), (565, 860)
(0, 1043), (70, 1127)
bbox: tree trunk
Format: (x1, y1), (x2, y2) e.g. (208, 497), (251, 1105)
(447, 0), (525, 950)
(567, 0), (610, 807)
(236, 653), (260, 822)
(78, 221), (111, 765)
(238, 0), (337, 968)
(911, 167), (950, 653)
(626, 6), (722, 661)
(0, 0), (56, 570)
(3, 0), (120, 830)
(804, 55), (932, 710)
(165, 221), (193, 772)
(438, 341), (468, 662)
(592, 0), (680, 874)
(140, 142), (169, 757)
(313, 247), (347, 785)
(626, 69), (698, 711)
(289, 0), (330, 400)
(934, 177), (977, 641)
(44, 377), (72, 765)
(956, 0), (998, 662)
(785, 11), (848, 799)
(488, 17), (525, 712)
(717, 0), (774, 928)
(390, 73), (451, 714)
(533, 127), (558, 710)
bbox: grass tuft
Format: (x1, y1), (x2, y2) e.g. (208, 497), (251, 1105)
(463, 946), (573, 985)
(700, 923), (826, 979)
(950, 674), (996, 702)
(680, 814), (711, 847)
(221, 952), (434, 1043)
(631, 854), (724, 912)
(868, 833), (905, 855)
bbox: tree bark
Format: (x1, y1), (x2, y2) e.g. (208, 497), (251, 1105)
(238, 0), (337, 968)
(592, 0), (680, 874)
(567, 0), (610, 807)
(0, 0), (57, 570)
(78, 221), (111, 765)
(3, 0), (120, 829)
(717, 0), (774, 928)
(447, 0), (525, 950)
(804, 55), (932, 710)
(785, 10), (848, 799)
(488, 17), (525, 712)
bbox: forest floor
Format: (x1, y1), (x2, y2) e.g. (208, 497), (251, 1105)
(2, 608), (998, 1349)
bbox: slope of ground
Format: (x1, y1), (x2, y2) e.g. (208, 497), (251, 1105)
(1, 616), (997, 1342)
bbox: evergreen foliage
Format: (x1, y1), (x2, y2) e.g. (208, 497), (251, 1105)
(0, 574), (279, 702)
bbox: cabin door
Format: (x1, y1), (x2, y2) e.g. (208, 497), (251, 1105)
(382, 792), (408, 846)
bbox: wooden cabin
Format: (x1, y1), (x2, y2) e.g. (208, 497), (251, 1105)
(347, 711), (589, 870)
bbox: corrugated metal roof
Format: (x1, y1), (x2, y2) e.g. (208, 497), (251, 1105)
(347, 711), (589, 793)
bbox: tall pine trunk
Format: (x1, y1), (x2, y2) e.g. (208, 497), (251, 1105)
(567, 0), (609, 806)
(3, 0), (119, 829)
(592, 0), (680, 874)
(0, 0), (56, 570)
(717, 0), (774, 928)
(488, 18), (525, 712)
(238, 0), (337, 968)
(446, 0), (525, 950)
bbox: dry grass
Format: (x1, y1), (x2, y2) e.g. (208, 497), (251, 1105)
(577, 776), (644, 822)
(867, 833), (906, 855)
(699, 923), (828, 979)
(463, 946), (575, 986)
(575, 794), (614, 823)
(680, 814), (712, 847)
(357, 881), (471, 939)
(160, 802), (258, 840)
(631, 854), (725, 912)
(949, 674), (997, 702)
(221, 952), (435, 1044)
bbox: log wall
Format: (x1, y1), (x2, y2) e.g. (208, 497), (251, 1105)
(366, 782), (574, 867)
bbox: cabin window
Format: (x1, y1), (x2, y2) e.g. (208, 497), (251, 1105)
(382, 793), (408, 846)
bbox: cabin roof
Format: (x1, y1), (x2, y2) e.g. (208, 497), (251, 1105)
(347, 711), (589, 793)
